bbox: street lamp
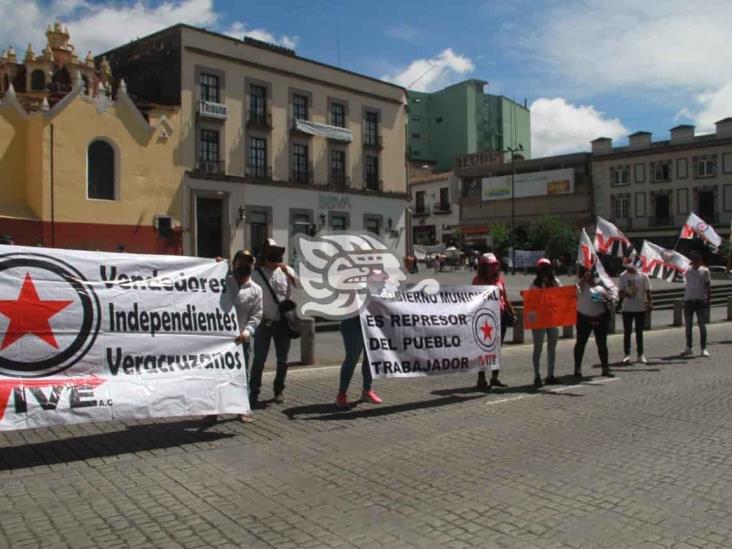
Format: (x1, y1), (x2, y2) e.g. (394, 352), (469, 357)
(505, 144), (523, 272)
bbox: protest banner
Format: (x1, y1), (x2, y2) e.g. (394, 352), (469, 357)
(360, 285), (501, 378)
(507, 250), (545, 269)
(0, 244), (248, 431)
(522, 286), (577, 330)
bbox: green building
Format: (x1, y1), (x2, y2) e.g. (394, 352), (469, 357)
(408, 79), (531, 171)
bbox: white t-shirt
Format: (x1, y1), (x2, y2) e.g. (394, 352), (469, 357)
(253, 265), (295, 321)
(576, 281), (609, 317)
(684, 266), (710, 302)
(619, 271), (651, 312)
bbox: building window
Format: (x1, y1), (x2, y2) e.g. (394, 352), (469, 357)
(651, 192), (672, 226)
(330, 149), (346, 186)
(330, 214), (347, 231)
(634, 163), (645, 183)
(611, 165), (629, 186)
(651, 160), (672, 182)
(364, 111), (379, 146)
(723, 152), (732, 174)
(199, 73), (219, 103)
(199, 129), (219, 163)
(365, 155), (379, 190)
(612, 194), (630, 219)
(30, 70), (45, 91)
(248, 210), (269, 257)
(331, 102), (345, 127)
(412, 133), (421, 139)
(365, 216), (381, 235)
(439, 187), (450, 211)
(249, 136), (267, 177)
(415, 191), (426, 214)
(694, 155), (717, 178)
(677, 158), (688, 179)
(293, 143), (309, 183)
(293, 93), (308, 121)
(250, 84), (267, 119)
(87, 140), (116, 200)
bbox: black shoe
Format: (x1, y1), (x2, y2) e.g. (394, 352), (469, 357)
(199, 415), (217, 430)
(476, 372), (490, 392)
(601, 370), (615, 378)
(533, 376), (543, 389)
(490, 379), (508, 389)
(573, 369), (583, 381)
(544, 376), (562, 385)
(274, 391), (286, 404)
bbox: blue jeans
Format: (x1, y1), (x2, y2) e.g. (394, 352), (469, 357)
(250, 320), (292, 399)
(339, 316), (372, 393)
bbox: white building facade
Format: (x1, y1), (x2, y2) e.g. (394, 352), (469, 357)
(592, 119), (732, 248)
(409, 172), (461, 245)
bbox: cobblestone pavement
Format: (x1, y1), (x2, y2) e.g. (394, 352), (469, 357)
(1, 323), (732, 548)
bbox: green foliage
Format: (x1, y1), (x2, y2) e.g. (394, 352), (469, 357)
(489, 223), (511, 255)
(525, 215), (577, 258)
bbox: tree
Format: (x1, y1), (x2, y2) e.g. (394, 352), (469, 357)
(526, 215), (576, 258)
(489, 223), (511, 256)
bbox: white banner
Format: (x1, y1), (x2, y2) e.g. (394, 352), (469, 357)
(482, 168), (574, 202)
(680, 212), (722, 250)
(508, 250), (545, 269)
(640, 240), (690, 281)
(0, 245), (248, 431)
(361, 285), (502, 378)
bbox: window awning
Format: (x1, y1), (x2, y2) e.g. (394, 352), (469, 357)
(460, 226), (490, 235)
(295, 119), (353, 142)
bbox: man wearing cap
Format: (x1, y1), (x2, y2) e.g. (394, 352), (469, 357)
(250, 238), (299, 406)
(618, 257), (652, 364)
(202, 250), (263, 427)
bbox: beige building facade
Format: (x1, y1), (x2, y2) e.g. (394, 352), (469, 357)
(103, 25), (409, 260)
(592, 120), (732, 248)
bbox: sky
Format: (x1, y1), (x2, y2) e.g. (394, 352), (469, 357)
(2, 0), (731, 157)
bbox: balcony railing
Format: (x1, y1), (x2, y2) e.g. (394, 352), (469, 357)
(198, 100), (228, 120)
(245, 165), (272, 179)
(291, 169), (313, 184)
(247, 112), (272, 129)
(196, 159), (224, 174)
(363, 134), (383, 149)
(649, 215), (674, 227)
(365, 178), (383, 192)
(328, 174), (350, 189)
(433, 201), (452, 214)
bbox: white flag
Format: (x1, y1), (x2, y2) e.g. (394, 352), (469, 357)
(577, 228), (617, 295)
(640, 240), (690, 281)
(595, 216), (631, 257)
(679, 212), (721, 250)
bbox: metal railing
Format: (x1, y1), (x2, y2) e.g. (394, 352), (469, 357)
(245, 165), (272, 179)
(247, 112), (272, 129)
(195, 159), (224, 174)
(291, 169), (313, 184)
(328, 174), (350, 189)
(363, 134), (383, 149)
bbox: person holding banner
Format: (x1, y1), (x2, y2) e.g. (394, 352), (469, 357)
(530, 258), (562, 388)
(203, 250), (263, 427)
(619, 258), (652, 364)
(682, 251), (711, 357)
(335, 271), (385, 409)
(250, 239), (299, 407)
(574, 266), (616, 379)
(473, 253), (514, 390)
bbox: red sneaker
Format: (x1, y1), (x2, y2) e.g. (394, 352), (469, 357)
(335, 392), (349, 408)
(362, 390), (382, 404)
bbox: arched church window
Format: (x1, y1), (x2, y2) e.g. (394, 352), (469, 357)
(87, 139), (117, 200)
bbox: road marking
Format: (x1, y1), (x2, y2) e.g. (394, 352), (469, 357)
(485, 376), (621, 407)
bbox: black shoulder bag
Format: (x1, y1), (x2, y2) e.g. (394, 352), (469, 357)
(257, 267), (301, 339)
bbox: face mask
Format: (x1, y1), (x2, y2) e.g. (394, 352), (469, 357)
(236, 264), (252, 278)
(266, 252), (283, 263)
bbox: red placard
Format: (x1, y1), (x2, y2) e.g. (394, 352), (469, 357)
(522, 286), (577, 329)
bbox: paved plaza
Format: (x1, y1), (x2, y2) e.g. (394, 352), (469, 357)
(2, 321), (732, 548)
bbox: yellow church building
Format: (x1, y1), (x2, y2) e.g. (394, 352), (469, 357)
(0, 23), (184, 253)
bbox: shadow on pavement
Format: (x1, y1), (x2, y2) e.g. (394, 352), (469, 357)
(0, 420), (233, 471)
(283, 394), (485, 421)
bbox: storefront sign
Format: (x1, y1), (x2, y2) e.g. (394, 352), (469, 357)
(482, 168), (575, 202)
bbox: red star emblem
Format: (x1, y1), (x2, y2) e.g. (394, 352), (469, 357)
(480, 320), (494, 341)
(0, 273), (73, 350)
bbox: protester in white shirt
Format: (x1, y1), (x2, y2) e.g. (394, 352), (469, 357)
(574, 265), (616, 379)
(203, 250), (263, 427)
(618, 259), (652, 364)
(250, 238), (299, 407)
(682, 251), (711, 357)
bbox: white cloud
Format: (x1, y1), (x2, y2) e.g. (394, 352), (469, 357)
(385, 24), (418, 42)
(0, 0), (295, 55)
(530, 97), (628, 157)
(223, 21), (297, 50)
(676, 84), (732, 133)
(382, 49), (474, 92)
